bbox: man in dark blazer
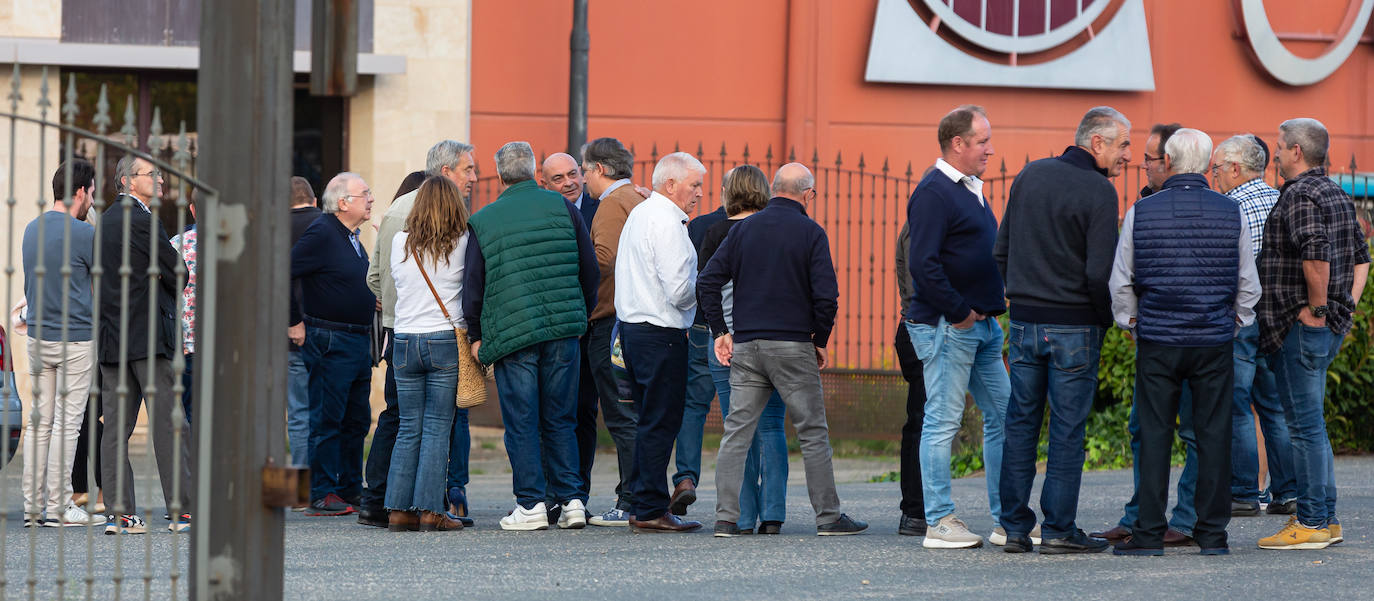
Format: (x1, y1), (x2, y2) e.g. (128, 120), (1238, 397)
(97, 155), (194, 535)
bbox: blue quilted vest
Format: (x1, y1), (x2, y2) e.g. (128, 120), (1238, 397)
(1132, 173), (1241, 347)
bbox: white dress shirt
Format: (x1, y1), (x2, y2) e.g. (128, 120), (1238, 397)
(1108, 205), (1260, 332)
(391, 231), (470, 334)
(614, 191), (697, 329)
(934, 158), (985, 206)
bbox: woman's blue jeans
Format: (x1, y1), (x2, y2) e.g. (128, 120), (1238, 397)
(385, 331), (458, 514)
(709, 349), (788, 527)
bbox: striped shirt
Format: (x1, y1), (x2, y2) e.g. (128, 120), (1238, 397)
(1227, 177), (1279, 258)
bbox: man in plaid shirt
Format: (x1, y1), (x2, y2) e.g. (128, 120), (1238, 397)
(1256, 118), (1371, 550)
(1210, 135), (1296, 518)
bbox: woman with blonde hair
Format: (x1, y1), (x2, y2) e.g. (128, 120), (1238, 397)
(385, 175), (471, 531)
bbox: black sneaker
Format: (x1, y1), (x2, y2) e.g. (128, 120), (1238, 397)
(817, 514), (868, 536)
(898, 514), (927, 536)
(1266, 499), (1296, 515)
(758, 521), (782, 535)
(356, 507), (388, 528)
(1039, 529), (1109, 554)
(714, 520), (741, 538)
(1003, 534), (1033, 553)
(1112, 538), (1163, 557)
(1231, 501), (1261, 516)
(305, 494), (356, 517)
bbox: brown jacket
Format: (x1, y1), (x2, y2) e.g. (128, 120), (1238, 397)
(589, 183), (646, 320)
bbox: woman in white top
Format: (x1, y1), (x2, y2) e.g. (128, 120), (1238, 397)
(385, 175), (470, 532)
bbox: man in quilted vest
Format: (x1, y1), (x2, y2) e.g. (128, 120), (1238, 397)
(1108, 128), (1261, 556)
(462, 141), (600, 531)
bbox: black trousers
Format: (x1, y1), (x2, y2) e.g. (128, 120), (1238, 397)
(895, 322), (927, 518)
(585, 317), (639, 510)
(572, 330), (600, 498)
(621, 322), (687, 521)
(71, 387), (102, 494)
(1134, 340), (1232, 549)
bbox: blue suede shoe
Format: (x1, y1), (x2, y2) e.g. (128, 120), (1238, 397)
(447, 487), (474, 527)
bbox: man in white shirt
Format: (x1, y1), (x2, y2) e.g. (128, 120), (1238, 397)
(615, 151), (704, 533)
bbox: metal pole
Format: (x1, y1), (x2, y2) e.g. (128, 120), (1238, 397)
(193, 0), (294, 598)
(567, 0), (589, 155)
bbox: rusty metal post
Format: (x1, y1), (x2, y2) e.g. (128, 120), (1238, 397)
(193, 0), (295, 598)
(567, 0), (589, 155)
(311, 0), (359, 96)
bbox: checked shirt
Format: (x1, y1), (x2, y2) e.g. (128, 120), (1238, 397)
(1257, 167), (1372, 355)
(1227, 178), (1280, 258)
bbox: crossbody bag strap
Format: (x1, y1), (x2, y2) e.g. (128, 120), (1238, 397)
(412, 251), (458, 330)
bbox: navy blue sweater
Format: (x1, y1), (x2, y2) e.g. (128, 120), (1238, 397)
(687, 206), (727, 326)
(698, 197), (839, 347)
(905, 169), (1005, 325)
(290, 213), (376, 326)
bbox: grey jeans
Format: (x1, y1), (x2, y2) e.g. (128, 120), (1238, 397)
(99, 358), (194, 516)
(715, 339), (840, 526)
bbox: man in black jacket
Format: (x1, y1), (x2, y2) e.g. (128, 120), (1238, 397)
(98, 155), (194, 535)
(700, 162), (866, 537)
(993, 107), (1130, 554)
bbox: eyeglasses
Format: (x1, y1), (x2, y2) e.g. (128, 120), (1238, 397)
(343, 189), (374, 200)
(1141, 153), (1161, 165)
(1210, 163), (1229, 176)
(132, 170), (163, 179)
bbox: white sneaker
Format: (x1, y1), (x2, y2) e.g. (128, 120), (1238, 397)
(589, 507), (630, 527)
(989, 524), (1042, 546)
(51, 504), (105, 527)
(922, 515), (983, 549)
(557, 500), (587, 529)
(499, 502), (550, 531)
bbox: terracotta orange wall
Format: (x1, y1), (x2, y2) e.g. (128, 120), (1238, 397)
(472, 0), (1373, 181)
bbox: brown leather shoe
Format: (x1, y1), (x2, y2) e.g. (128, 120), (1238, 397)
(629, 513), (702, 533)
(419, 511), (464, 532)
(1163, 528), (1194, 547)
(1089, 525), (1131, 541)
(669, 480), (697, 516)
(388, 510), (419, 532)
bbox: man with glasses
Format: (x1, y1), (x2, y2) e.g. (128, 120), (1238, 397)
(290, 172), (377, 517)
(98, 156), (195, 534)
(1091, 123), (1200, 547)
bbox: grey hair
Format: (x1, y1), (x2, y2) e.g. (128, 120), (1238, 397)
(771, 165), (816, 196)
(1278, 118), (1329, 167)
(426, 140), (475, 176)
(581, 137), (635, 180)
(115, 154), (141, 192)
(1163, 128), (1213, 175)
(321, 171), (362, 214)
(1075, 106), (1131, 147)
(651, 152), (707, 190)
(494, 141), (537, 184)
(1215, 135), (1268, 175)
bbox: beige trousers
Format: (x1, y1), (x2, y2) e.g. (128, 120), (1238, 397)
(22, 339), (95, 517)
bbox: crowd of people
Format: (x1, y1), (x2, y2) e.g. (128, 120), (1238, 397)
(13, 104), (1368, 554)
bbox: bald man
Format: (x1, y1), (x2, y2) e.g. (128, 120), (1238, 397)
(542, 152), (597, 226)
(699, 163), (866, 537)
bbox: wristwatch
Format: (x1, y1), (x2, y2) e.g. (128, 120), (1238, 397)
(1309, 305), (1329, 318)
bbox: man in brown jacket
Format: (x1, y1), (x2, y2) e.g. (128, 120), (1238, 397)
(581, 137), (644, 526)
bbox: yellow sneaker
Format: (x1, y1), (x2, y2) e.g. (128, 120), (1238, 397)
(1329, 523), (1343, 545)
(1258, 517), (1331, 550)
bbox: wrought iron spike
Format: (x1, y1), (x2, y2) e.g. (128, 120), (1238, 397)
(905, 161), (913, 179)
(1023, 154), (1030, 166)
(881, 157), (889, 175)
(7, 63), (20, 111)
(719, 141), (727, 160)
(120, 94), (138, 147)
(834, 150), (842, 167)
(857, 153), (865, 171)
(1350, 154), (1357, 173)
(650, 142), (658, 160)
(173, 120), (191, 165)
(788, 147), (796, 162)
(150, 106), (164, 150)
(62, 73), (79, 124)
(93, 84), (112, 134)
(741, 143), (750, 163)
(36, 66), (52, 119)
(811, 148), (819, 165)
(765, 144), (773, 162)
(1000, 158), (1008, 175)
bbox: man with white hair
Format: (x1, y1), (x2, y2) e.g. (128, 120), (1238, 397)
(1108, 129), (1261, 556)
(290, 172), (377, 517)
(463, 141), (599, 531)
(993, 106), (1131, 554)
(1209, 135), (1297, 518)
(614, 151), (705, 532)
(359, 140), (478, 528)
(1257, 118), (1369, 550)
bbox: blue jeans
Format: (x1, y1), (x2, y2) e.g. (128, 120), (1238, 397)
(1118, 382), (1197, 536)
(1268, 324), (1342, 528)
(673, 324), (719, 486)
(908, 317), (1009, 525)
(447, 407), (470, 493)
(362, 329), (399, 511)
(287, 350), (311, 466)
(302, 319), (374, 502)
(709, 347), (788, 527)
(999, 322), (1103, 539)
(622, 322), (688, 521)
(1232, 322), (1296, 503)
(385, 331), (458, 514)
(493, 336), (583, 509)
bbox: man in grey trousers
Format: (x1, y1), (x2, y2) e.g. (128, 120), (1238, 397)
(698, 162), (867, 537)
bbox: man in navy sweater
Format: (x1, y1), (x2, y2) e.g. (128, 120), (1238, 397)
(701, 162), (867, 537)
(905, 105), (1009, 549)
(993, 107), (1131, 554)
(290, 172), (377, 516)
